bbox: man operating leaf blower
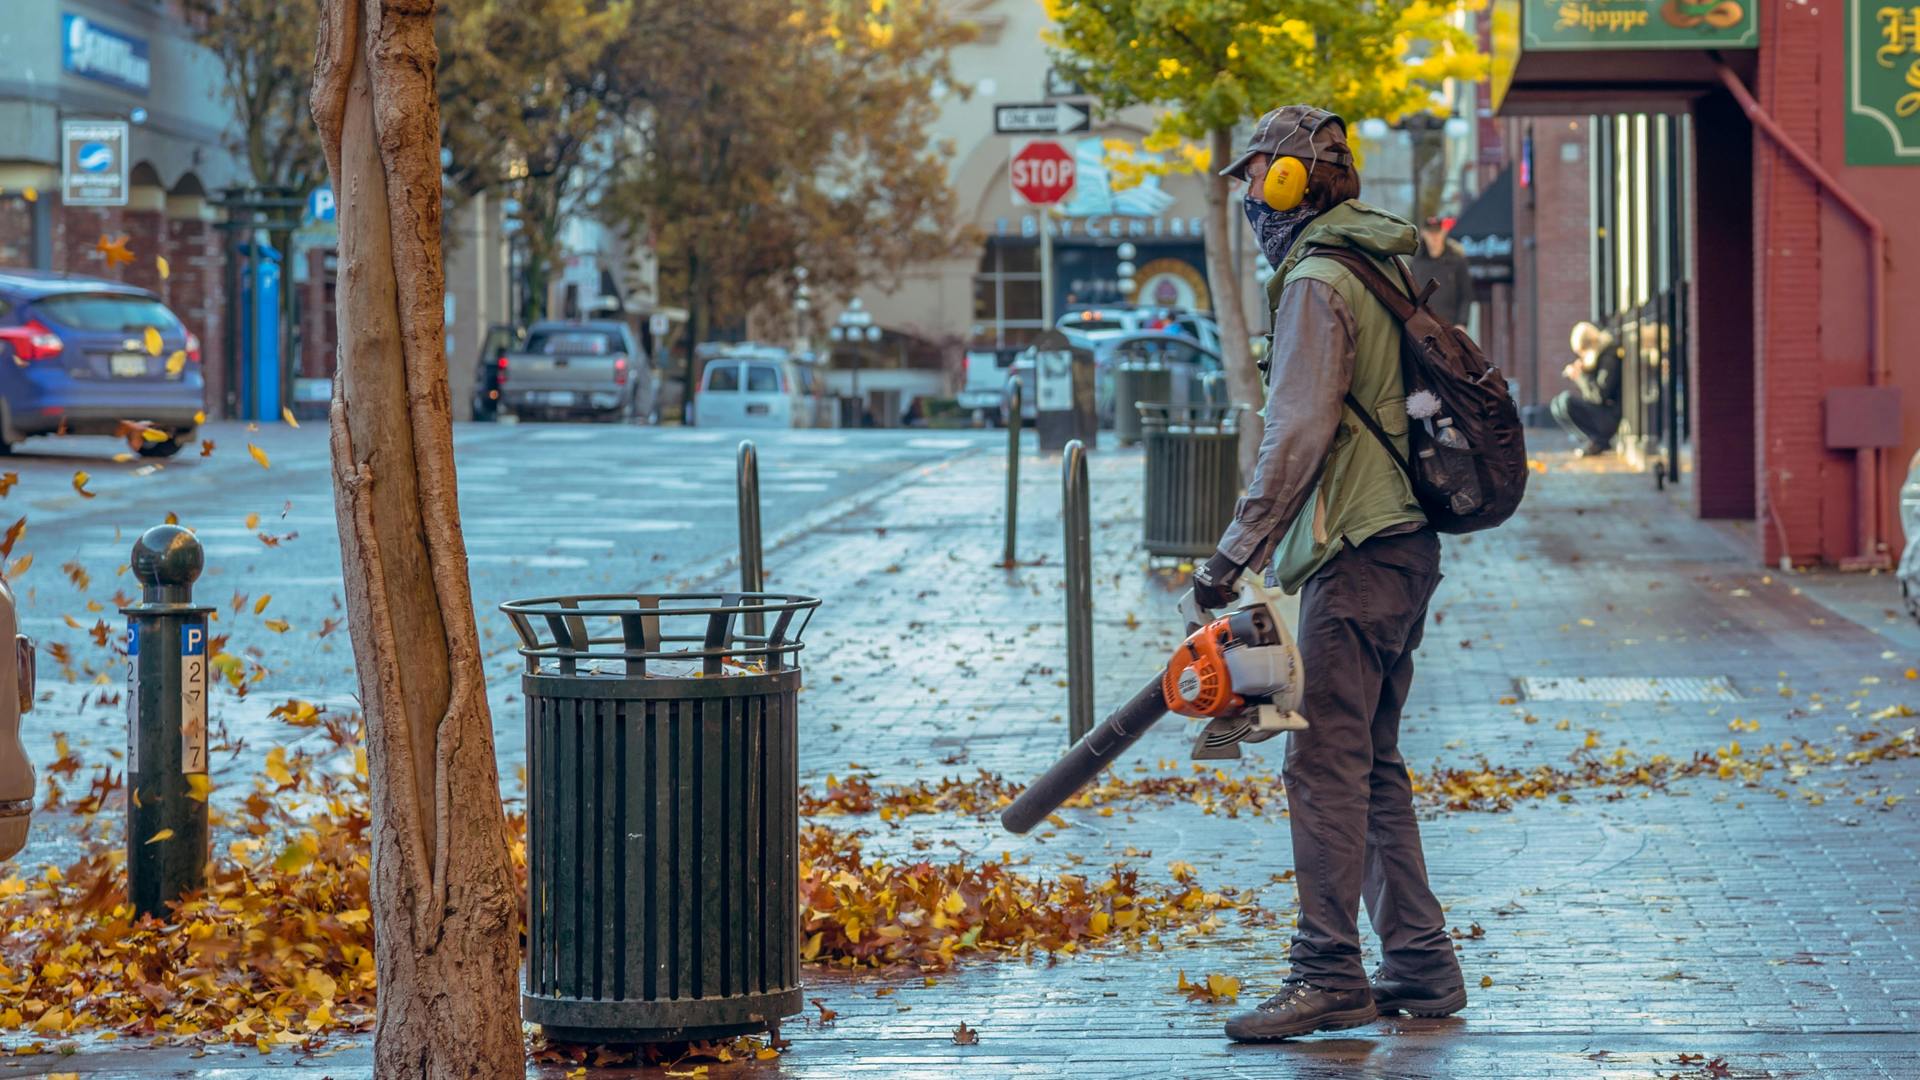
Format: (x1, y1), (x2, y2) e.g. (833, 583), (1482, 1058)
(1005, 103), (1529, 1042)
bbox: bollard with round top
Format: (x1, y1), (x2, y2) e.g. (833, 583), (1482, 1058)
(121, 524), (214, 920)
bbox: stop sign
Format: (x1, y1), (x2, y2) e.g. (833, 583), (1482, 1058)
(1010, 141), (1076, 206)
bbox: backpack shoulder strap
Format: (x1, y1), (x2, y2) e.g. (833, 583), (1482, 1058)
(1343, 391), (1414, 482)
(1307, 247), (1420, 323)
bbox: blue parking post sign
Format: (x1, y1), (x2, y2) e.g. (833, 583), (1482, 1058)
(180, 621), (207, 775)
(125, 620), (139, 772)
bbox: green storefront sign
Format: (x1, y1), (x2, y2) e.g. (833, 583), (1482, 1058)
(1849, 1), (1920, 164)
(1521, 0), (1759, 49)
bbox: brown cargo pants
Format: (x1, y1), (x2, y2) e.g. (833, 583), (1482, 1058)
(1282, 527), (1460, 992)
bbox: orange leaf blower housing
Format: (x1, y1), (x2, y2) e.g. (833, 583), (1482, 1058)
(1162, 612), (1248, 719)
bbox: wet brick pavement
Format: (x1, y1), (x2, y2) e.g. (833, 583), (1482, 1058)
(9, 440), (1920, 1078)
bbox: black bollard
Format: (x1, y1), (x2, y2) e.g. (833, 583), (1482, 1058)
(121, 524), (213, 920)
(1062, 439), (1094, 743)
(737, 440), (765, 638)
(1003, 376), (1022, 567)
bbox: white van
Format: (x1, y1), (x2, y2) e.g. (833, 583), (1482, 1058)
(691, 355), (796, 427)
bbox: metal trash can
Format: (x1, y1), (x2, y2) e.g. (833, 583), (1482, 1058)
(866, 388), (903, 428)
(1112, 363), (1174, 446)
(1141, 403), (1246, 559)
(502, 591), (821, 1044)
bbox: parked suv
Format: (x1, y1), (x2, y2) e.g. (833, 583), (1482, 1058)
(498, 319), (658, 423)
(0, 270), (204, 456)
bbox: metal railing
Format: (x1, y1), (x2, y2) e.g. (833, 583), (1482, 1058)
(737, 440), (765, 636)
(1003, 376), (1022, 567)
(1062, 439), (1093, 743)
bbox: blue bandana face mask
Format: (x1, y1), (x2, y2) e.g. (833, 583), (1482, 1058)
(1244, 196), (1318, 270)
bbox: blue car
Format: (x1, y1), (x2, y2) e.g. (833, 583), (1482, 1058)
(0, 269), (205, 457)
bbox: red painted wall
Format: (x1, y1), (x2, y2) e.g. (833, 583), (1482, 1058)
(1747, 0), (1919, 565)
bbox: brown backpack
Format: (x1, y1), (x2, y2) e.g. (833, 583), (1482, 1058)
(1307, 247), (1528, 534)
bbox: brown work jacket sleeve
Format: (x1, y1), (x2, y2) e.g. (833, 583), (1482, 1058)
(1215, 277), (1357, 572)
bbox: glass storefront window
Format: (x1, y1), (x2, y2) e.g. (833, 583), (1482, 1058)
(1003, 280), (1042, 321)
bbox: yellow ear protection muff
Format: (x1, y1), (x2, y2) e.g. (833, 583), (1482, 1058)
(1261, 156), (1309, 212)
(1254, 108), (1352, 211)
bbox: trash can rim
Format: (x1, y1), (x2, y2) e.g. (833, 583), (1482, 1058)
(500, 591), (821, 618)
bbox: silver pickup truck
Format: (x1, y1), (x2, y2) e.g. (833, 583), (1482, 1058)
(498, 319), (659, 423)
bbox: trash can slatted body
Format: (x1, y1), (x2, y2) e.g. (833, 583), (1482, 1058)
(1142, 403), (1244, 559)
(506, 593), (816, 1044)
(1113, 365), (1174, 446)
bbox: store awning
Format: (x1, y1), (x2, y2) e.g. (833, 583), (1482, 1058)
(1452, 167), (1514, 284)
(1491, 0), (1759, 115)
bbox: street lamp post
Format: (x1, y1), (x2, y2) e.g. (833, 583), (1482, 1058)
(792, 267), (811, 355)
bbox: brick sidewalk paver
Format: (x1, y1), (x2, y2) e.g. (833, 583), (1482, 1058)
(12, 440), (1919, 1078)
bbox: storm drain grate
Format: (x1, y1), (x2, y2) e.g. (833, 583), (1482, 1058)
(1519, 676), (1741, 703)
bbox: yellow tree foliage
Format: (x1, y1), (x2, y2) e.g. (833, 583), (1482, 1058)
(1044, 0), (1487, 471)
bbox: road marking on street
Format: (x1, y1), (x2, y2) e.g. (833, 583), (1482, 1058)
(467, 554), (592, 568)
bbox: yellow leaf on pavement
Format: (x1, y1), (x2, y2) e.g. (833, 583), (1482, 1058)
(254, 593), (271, 614)
(274, 839), (313, 873)
(72, 471), (95, 498)
(248, 442), (270, 469)
(281, 406), (299, 429)
(264, 618), (290, 633)
(245, 512), (260, 529)
(145, 828), (175, 844)
(264, 746), (293, 786)
(6, 554), (30, 579)
(193, 410), (206, 425)
(143, 326), (163, 355)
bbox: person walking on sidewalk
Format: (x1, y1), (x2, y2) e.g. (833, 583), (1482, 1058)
(1188, 104), (1468, 1042)
(1410, 216), (1476, 331)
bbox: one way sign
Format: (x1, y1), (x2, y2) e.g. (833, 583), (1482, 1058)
(994, 101), (1091, 135)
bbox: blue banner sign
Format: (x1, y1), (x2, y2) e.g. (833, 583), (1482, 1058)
(62, 13), (151, 95)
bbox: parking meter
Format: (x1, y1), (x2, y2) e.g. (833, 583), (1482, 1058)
(0, 574), (34, 861)
(1031, 330), (1098, 453)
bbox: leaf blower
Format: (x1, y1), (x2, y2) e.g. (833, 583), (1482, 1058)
(1001, 581), (1307, 835)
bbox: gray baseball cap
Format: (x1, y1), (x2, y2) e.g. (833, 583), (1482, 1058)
(1219, 105), (1354, 180)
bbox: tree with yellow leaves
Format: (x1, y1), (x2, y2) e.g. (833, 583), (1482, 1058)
(1046, 1), (1486, 471)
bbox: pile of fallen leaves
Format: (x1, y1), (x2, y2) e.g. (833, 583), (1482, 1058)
(799, 829), (1256, 970)
(801, 722), (1920, 824)
(1, 706), (1272, 1053)
(0, 709), (376, 1054)
(1417, 724), (1920, 812)
(801, 762), (1287, 825)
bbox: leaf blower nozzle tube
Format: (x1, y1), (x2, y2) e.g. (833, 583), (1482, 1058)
(1001, 674), (1170, 834)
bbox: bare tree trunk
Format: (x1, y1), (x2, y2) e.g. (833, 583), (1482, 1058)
(1201, 126), (1263, 476)
(311, 3), (522, 1077)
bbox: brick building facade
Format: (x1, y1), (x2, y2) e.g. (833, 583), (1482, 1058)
(1494, 0), (1919, 568)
